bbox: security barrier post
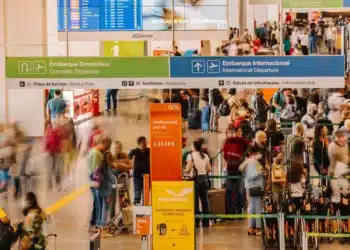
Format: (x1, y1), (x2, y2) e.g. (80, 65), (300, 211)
(302, 231), (308, 250)
(139, 174), (151, 250)
(143, 174), (150, 206)
(217, 149), (223, 189)
(278, 212), (285, 250)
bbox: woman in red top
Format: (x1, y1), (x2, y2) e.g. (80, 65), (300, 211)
(222, 124), (248, 215)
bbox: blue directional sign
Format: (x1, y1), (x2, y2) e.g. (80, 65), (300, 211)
(170, 56), (344, 78)
(191, 60), (205, 74)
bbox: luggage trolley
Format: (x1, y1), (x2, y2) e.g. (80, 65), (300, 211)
(107, 172), (132, 235)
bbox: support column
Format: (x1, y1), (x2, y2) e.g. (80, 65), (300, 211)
(4, 0), (47, 136)
(0, 0), (6, 123)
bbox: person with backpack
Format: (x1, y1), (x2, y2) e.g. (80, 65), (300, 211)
(280, 95), (301, 123)
(87, 134), (112, 232)
(252, 89), (270, 131)
(0, 207), (16, 250)
(209, 89), (223, 132)
(271, 89), (291, 120)
(222, 124), (249, 215)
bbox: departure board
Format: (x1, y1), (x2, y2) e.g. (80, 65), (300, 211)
(58, 0), (142, 31)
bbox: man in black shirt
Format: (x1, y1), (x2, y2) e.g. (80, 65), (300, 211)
(129, 136), (150, 205)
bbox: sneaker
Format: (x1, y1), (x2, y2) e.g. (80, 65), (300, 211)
(248, 228), (255, 235)
(88, 226), (98, 233)
(255, 229), (262, 236)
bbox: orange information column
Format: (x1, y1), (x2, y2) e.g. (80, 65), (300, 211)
(149, 103), (182, 181)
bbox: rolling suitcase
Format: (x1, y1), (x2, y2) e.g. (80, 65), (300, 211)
(188, 109), (201, 130)
(201, 105), (211, 132)
(208, 189), (226, 214)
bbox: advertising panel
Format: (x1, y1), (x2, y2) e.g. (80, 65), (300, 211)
(102, 41), (145, 57)
(5, 56), (345, 89)
(152, 181), (195, 250)
(149, 103), (182, 181)
(283, 0), (342, 8)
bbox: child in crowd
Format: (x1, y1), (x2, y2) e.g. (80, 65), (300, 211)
(271, 151), (286, 211)
(239, 147), (265, 236)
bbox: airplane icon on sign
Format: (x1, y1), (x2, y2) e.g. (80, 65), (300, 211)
(209, 62), (218, 69)
(207, 60), (220, 73)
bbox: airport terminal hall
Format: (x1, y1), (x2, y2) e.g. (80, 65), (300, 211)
(3, 0), (350, 249)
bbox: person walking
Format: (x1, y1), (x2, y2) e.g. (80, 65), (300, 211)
(106, 89), (118, 114)
(46, 89), (66, 128)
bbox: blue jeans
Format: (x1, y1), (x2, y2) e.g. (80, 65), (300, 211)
(309, 37), (316, 54)
(133, 177), (143, 205)
(90, 188), (103, 227)
(100, 197), (111, 227)
(248, 194), (262, 228)
(226, 175), (244, 214)
(106, 89), (118, 111)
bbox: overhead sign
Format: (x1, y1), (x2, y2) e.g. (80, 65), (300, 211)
(152, 181), (195, 250)
(283, 0), (342, 8)
(6, 56), (344, 89)
(150, 103), (182, 182)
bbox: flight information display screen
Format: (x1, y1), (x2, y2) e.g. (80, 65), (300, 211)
(57, 0), (227, 31)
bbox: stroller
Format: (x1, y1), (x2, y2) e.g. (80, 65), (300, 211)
(107, 172), (132, 235)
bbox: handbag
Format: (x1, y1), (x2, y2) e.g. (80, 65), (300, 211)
(249, 186), (264, 197)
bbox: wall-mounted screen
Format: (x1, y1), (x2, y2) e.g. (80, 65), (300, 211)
(57, 0), (227, 31)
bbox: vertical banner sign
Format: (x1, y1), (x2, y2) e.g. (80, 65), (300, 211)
(150, 103), (182, 181)
(152, 181), (195, 250)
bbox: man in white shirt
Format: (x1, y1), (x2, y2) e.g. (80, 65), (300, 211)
(299, 30), (309, 55)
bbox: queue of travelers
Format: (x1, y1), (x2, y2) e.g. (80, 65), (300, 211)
(2, 86), (350, 249)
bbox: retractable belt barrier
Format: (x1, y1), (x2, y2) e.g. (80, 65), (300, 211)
(196, 214), (279, 219)
(207, 175), (350, 179)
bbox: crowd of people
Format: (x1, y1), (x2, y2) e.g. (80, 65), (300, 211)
(282, 12), (344, 55)
(179, 87), (350, 235)
(2, 86), (350, 248)
(217, 23), (280, 56)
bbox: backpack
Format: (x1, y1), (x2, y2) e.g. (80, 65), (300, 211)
(210, 89), (223, 106)
(0, 221), (16, 250)
(90, 152), (108, 188)
(218, 99), (230, 116)
(269, 91), (281, 113)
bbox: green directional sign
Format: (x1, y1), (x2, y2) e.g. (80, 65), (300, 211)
(6, 57), (169, 78)
(283, 0), (342, 8)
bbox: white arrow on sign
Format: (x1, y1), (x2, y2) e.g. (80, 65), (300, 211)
(194, 62), (202, 71)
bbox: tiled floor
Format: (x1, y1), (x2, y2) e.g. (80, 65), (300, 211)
(2, 99), (349, 249)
